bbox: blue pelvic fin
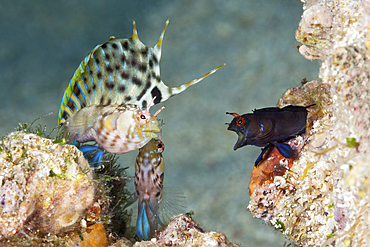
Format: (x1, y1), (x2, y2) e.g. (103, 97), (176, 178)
(255, 144), (273, 167)
(149, 201), (164, 227)
(273, 142), (295, 158)
(90, 149), (104, 167)
(79, 145), (99, 155)
(79, 145), (104, 167)
(137, 201), (151, 240)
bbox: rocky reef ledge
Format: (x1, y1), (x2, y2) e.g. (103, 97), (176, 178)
(248, 0), (370, 246)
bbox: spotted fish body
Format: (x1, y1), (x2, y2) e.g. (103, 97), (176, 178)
(66, 104), (161, 154)
(58, 19), (225, 126)
(134, 138), (165, 240)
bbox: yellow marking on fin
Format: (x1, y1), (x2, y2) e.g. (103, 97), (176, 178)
(70, 94), (82, 110)
(169, 63), (226, 95)
(155, 19), (169, 50)
(109, 36), (117, 41)
(132, 20), (139, 41)
(65, 107), (73, 118)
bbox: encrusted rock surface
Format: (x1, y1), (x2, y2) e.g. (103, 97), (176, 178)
(248, 0), (370, 246)
(0, 131), (94, 244)
(131, 214), (238, 247)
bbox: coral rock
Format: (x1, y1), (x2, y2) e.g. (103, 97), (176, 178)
(133, 214), (238, 247)
(108, 238), (133, 247)
(249, 0), (370, 246)
(0, 131), (94, 241)
(296, 3), (334, 60)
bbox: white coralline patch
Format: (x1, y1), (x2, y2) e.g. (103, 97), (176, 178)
(296, 3), (334, 60)
(0, 131), (94, 240)
(298, 45), (325, 60)
(301, 4), (333, 34)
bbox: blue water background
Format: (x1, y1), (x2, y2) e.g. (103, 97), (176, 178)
(0, 1), (318, 246)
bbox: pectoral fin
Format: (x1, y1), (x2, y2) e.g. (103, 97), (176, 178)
(273, 142), (295, 158)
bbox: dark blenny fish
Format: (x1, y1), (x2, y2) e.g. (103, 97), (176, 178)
(227, 105), (313, 166)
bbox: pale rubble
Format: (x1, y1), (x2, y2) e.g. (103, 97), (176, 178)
(131, 214), (238, 247)
(248, 0), (370, 246)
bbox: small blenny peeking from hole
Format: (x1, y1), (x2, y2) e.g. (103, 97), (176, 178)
(122, 133), (186, 240)
(226, 105), (314, 166)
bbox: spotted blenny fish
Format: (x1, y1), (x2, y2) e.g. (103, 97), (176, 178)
(67, 101), (163, 154)
(57, 20), (224, 166)
(133, 137), (185, 240)
(134, 138), (165, 240)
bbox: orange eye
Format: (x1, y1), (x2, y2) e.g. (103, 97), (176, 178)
(137, 111), (150, 123)
(236, 117), (245, 126)
(156, 140), (164, 153)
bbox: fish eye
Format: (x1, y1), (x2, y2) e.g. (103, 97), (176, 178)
(155, 191), (161, 198)
(137, 111), (150, 123)
(236, 117), (245, 126)
(156, 141), (164, 153)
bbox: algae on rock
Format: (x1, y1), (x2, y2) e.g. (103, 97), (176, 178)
(0, 131), (94, 244)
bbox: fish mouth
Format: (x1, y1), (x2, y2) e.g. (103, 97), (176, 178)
(227, 124), (235, 132)
(139, 120), (161, 135)
(143, 125), (160, 134)
(233, 132), (248, 151)
(227, 125), (247, 150)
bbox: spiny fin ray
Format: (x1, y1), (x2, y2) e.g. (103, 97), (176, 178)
(58, 19), (224, 127)
(168, 63), (226, 99)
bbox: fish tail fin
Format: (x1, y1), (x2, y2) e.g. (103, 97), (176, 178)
(168, 63), (226, 97)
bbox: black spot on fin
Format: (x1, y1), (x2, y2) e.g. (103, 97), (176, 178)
(151, 87), (162, 104)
